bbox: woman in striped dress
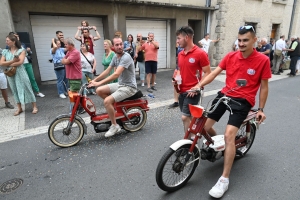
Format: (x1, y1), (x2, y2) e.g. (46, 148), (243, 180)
(0, 34), (38, 116)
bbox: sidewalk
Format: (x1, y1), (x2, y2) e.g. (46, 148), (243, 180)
(0, 68), (297, 143)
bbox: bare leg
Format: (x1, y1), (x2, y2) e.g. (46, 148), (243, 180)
(174, 89), (179, 103)
(1, 89), (9, 103)
(204, 118), (217, 136)
(151, 74), (156, 87)
(146, 73), (152, 88)
(181, 115), (192, 133)
(96, 85), (111, 99)
(104, 96), (116, 124)
(222, 125), (239, 178)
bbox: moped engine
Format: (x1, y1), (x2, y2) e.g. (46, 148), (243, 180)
(201, 135), (225, 162)
(92, 121), (111, 133)
(200, 148), (223, 162)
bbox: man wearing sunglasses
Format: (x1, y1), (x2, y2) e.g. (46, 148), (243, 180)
(192, 25), (271, 198)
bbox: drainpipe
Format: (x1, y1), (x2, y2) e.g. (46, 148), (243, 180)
(288, 0), (297, 39)
(205, 0), (211, 34)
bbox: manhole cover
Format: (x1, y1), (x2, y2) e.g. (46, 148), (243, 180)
(0, 178), (23, 194)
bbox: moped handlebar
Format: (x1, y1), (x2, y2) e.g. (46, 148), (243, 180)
(206, 96), (241, 115)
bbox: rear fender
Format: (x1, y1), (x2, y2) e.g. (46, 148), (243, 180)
(54, 114), (87, 134)
(170, 139), (199, 151)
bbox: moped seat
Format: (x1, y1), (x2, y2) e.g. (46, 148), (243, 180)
(121, 90), (144, 101)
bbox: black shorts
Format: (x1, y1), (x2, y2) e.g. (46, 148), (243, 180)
(207, 91), (252, 128)
(145, 61), (157, 74)
(179, 93), (201, 117)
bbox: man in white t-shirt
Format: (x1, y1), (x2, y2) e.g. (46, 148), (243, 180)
(198, 33), (219, 53)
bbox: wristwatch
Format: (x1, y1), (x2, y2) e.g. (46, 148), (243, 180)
(258, 108), (264, 112)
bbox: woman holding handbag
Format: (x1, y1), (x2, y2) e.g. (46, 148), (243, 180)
(0, 34), (38, 116)
(80, 43), (96, 94)
(50, 38), (68, 98)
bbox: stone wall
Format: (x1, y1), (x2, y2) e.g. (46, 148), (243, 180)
(209, 0), (295, 67)
(0, 0), (14, 48)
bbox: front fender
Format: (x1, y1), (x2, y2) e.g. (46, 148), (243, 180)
(170, 139), (199, 151)
(53, 114), (88, 134)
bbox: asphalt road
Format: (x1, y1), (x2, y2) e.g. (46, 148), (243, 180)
(1, 75), (300, 200)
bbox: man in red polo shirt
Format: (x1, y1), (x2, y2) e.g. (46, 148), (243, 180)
(193, 25), (271, 198)
(176, 26), (211, 133)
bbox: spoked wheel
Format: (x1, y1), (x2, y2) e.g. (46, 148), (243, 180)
(156, 144), (200, 192)
(122, 107), (147, 132)
(48, 116), (84, 148)
(236, 123), (256, 157)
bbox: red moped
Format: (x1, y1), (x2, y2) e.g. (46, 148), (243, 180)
(48, 83), (149, 147)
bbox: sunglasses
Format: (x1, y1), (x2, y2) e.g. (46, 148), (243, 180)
(178, 27), (189, 35)
(239, 25), (255, 33)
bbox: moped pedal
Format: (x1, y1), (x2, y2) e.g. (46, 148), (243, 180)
(235, 150), (244, 157)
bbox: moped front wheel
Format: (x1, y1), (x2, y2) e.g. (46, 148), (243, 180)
(156, 144), (200, 192)
(122, 107), (147, 132)
(48, 116), (84, 148)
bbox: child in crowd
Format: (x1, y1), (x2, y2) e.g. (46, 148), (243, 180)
(78, 20), (96, 46)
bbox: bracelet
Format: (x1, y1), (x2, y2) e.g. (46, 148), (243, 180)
(95, 30), (97, 31)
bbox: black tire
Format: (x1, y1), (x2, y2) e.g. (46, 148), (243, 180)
(236, 123), (256, 156)
(48, 116), (84, 148)
(122, 107), (147, 132)
(156, 144), (200, 192)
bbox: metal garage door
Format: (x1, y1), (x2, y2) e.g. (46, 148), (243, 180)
(126, 20), (167, 69)
(30, 15), (104, 81)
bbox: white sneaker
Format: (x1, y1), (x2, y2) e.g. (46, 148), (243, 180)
(36, 92), (45, 97)
(141, 83), (145, 87)
(59, 94), (67, 99)
(209, 177), (229, 198)
(105, 124), (121, 137)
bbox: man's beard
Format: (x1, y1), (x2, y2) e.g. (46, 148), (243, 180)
(137, 38), (140, 41)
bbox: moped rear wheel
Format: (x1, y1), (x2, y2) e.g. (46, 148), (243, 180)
(156, 144), (200, 192)
(122, 107), (147, 132)
(48, 117), (84, 148)
(236, 123), (256, 156)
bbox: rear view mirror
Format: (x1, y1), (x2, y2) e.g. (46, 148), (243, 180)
(236, 79), (247, 87)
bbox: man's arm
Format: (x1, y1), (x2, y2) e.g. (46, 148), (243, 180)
(74, 29), (82, 41)
(92, 66), (124, 87)
(151, 41), (159, 49)
(61, 58), (71, 65)
(199, 65), (212, 85)
(93, 26), (101, 41)
(257, 79), (269, 123)
(261, 46), (271, 55)
(286, 41), (298, 52)
(196, 66), (223, 88)
(212, 38), (220, 43)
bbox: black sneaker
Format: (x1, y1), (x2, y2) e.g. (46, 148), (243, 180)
(151, 86), (157, 91)
(168, 102), (179, 109)
(78, 107), (86, 114)
(273, 72), (281, 75)
(5, 102), (14, 109)
(146, 88), (153, 93)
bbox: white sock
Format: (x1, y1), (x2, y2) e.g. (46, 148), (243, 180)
(220, 176), (229, 183)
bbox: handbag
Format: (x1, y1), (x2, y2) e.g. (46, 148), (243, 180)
(4, 51), (19, 77)
(274, 42), (282, 56)
(4, 66), (17, 77)
(54, 62), (65, 70)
